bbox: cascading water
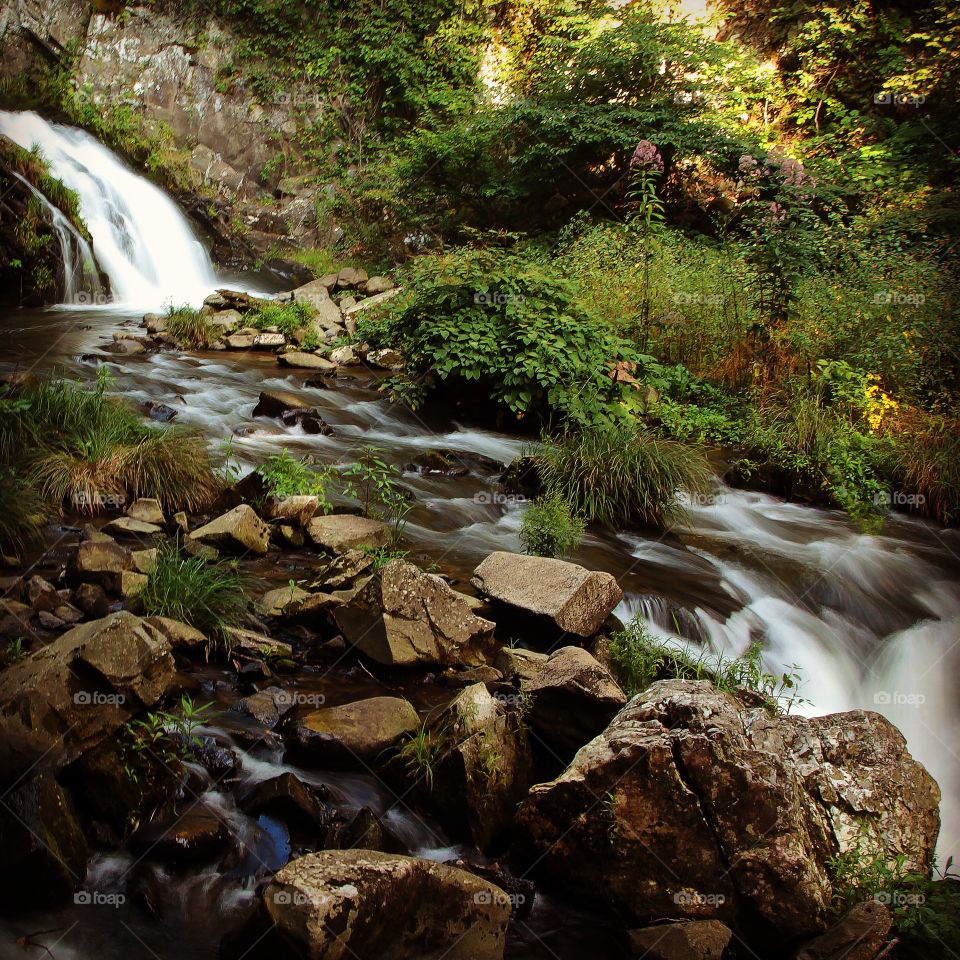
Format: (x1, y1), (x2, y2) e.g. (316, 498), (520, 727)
(9, 171), (103, 304)
(0, 110), (220, 308)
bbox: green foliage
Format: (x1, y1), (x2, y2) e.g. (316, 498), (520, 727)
(828, 835), (960, 958)
(247, 300), (315, 339)
(608, 617), (803, 713)
(341, 446), (410, 531)
(396, 723), (445, 791)
(364, 243), (636, 424)
(165, 305), (214, 348)
(360, 544), (410, 571)
(537, 422), (711, 529)
(0, 372), (220, 515)
(519, 493), (585, 559)
(138, 543), (248, 646)
(256, 449), (333, 508)
(0, 466), (50, 556)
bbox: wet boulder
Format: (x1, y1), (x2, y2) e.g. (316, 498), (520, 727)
(471, 552), (622, 638)
(263, 849), (511, 960)
(0, 612), (177, 764)
(334, 560), (497, 667)
(279, 407), (333, 434)
(240, 772), (331, 839)
(306, 514), (390, 554)
(278, 351), (337, 372)
(794, 900), (893, 960)
(628, 920), (733, 960)
(253, 389), (312, 418)
(516, 680), (941, 946)
(130, 804), (231, 864)
(190, 504), (271, 554)
(286, 695), (419, 766)
(522, 645), (626, 758)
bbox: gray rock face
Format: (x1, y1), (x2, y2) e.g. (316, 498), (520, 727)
(522, 645), (626, 757)
(263, 850), (511, 960)
(517, 680), (940, 943)
(190, 504), (271, 554)
(334, 560), (497, 667)
(0, 612), (177, 764)
(471, 552), (622, 637)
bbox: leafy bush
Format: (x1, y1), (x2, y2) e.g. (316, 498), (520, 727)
(608, 617), (803, 713)
(363, 244), (636, 425)
(139, 543), (248, 646)
(519, 493), (585, 559)
(256, 449), (332, 507)
(537, 422), (711, 528)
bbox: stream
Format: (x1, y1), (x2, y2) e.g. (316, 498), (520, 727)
(1, 111), (958, 959)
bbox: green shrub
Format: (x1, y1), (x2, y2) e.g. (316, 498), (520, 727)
(139, 543), (248, 645)
(256, 449), (332, 507)
(537, 422), (711, 528)
(165, 305), (214, 348)
(362, 244), (636, 425)
(608, 617), (803, 712)
(519, 493), (585, 559)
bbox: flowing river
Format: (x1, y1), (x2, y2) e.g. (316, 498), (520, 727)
(1, 111), (958, 959)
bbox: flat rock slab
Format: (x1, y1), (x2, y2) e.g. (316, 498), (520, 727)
(253, 389), (312, 417)
(263, 849), (511, 960)
(278, 351), (337, 371)
(471, 552), (622, 637)
(306, 514), (390, 554)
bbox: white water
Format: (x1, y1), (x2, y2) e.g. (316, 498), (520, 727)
(0, 110), (219, 308)
(616, 486), (960, 864)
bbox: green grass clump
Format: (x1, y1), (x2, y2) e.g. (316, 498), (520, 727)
(247, 300), (316, 339)
(139, 543), (248, 644)
(608, 617), (802, 713)
(0, 373), (221, 514)
(537, 422), (711, 529)
(519, 492), (585, 558)
(256, 449), (332, 506)
(165, 305), (215, 348)
(0, 467), (50, 556)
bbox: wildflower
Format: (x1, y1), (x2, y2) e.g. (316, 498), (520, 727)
(630, 140), (664, 172)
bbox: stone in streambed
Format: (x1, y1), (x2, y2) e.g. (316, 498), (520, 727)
(278, 351), (337, 371)
(130, 805), (230, 864)
(190, 504), (270, 554)
(471, 551), (622, 637)
(127, 498), (165, 525)
(286, 695), (419, 766)
(306, 514), (389, 554)
(252, 388), (311, 418)
(628, 920), (733, 960)
(263, 849), (511, 960)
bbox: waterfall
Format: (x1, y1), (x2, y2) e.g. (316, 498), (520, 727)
(0, 110), (220, 309)
(10, 171), (103, 305)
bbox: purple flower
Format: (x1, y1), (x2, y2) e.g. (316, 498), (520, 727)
(630, 140), (664, 172)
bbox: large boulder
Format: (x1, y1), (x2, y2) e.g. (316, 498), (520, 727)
(334, 560), (497, 667)
(306, 514), (390, 554)
(190, 504), (271, 554)
(253, 389), (312, 418)
(290, 280), (343, 330)
(263, 849), (511, 960)
(628, 920), (733, 960)
(517, 680), (940, 947)
(0, 612), (177, 764)
(794, 901), (893, 960)
(523, 645), (626, 757)
(286, 696), (420, 766)
(471, 552), (622, 637)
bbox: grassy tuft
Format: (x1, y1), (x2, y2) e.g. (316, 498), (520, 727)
(165, 305), (215, 348)
(139, 543), (248, 645)
(0, 467), (50, 556)
(519, 492), (585, 558)
(537, 422), (711, 528)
